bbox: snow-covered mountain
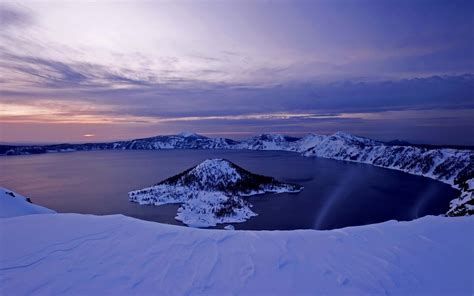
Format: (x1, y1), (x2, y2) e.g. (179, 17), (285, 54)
(291, 131), (380, 154)
(124, 133), (238, 150)
(299, 136), (473, 216)
(248, 133), (472, 212)
(235, 131), (473, 216)
(237, 133), (301, 150)
(2, 131), (472, 217)
(129, 158), (302, 227)
(0, 133), (238, 155)
(287, 133), (326, 152)
(158, 158), (302, 195)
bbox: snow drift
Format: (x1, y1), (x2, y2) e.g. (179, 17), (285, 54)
(0, 213), (472, 295)
(0, 187), (55, 218)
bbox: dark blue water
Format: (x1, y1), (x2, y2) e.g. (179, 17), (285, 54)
(0, 150), (459, 230)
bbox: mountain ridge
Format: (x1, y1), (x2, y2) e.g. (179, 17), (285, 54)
(1, 132), (473, 155)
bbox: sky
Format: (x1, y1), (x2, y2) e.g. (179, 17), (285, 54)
(0, 0), (473, 145)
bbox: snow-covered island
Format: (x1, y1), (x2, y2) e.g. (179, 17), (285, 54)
(0, 188), (472, 295)
(129, 158), (302, 227)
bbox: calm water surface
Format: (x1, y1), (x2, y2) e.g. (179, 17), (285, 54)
(0, 150), (459, 230)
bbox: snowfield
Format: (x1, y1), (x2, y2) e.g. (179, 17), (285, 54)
(0, 187), (55, 218)
(0, 213), (472, 295)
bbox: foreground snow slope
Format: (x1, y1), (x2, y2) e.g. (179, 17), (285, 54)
(0, 187), (55, 218)
(1, 214), (472, 295)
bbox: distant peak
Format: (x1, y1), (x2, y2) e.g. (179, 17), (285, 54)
(331, 131), (380, 145)
(158, 158), (244, 188)
(332, 131), (367, 140)
(255, 133), (286, 140)
(332, 131), (353, 137)
(303, 133), (324, 138)
(192, 159), (238, 176)
(177, 132), (202, 138)
(195, 158), (230, 168)
(203, 158), (226, 162)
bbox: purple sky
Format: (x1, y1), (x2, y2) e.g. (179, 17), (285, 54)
(1, 0), (473, 145)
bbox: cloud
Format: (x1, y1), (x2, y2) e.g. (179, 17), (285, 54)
(0, 4), (33, 28)
(0, 1), (473, 144)
(3, 54), (87, 86)
(1, 46), (473, 120)
(0, 52), (157, 91)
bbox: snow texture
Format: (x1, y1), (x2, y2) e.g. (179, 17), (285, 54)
(0, 213), (472, 295)
(0, 187), (55, 218)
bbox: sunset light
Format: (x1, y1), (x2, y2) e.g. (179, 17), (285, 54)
(1, 1), (472, 295)
(0, 1), (472, 145)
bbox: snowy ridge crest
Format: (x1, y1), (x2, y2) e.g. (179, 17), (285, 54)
(238, 133), (301, 150)
(162, 159), (242, 190)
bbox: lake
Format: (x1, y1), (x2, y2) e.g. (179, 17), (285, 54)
(0, 150), (459, 230)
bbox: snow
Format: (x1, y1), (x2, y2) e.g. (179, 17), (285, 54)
(291, 133), (326, 152)
(0, 187), (55, 218)
(192, 158), (242, 185)
(240, 133), (299, 151)
(175, 193), (257, 227)
(0, 213), (472, 295)
(468, 179), (474, 190)
(177, 131), (201, 138)
(129, 186), (258, 227)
